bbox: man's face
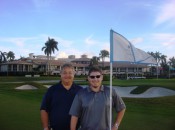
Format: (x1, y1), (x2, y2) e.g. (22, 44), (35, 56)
(60, 67), (75, 84)
(88, 71), (103, 89)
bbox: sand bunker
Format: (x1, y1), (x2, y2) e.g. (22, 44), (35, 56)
(15, 84), (38, 90)
(43, 85), (175, 98)
(114, 86), (175, 98)
(44, 85), (51, 88)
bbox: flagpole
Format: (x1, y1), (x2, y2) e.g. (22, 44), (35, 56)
(109, 29), (113, 130)
(169, 64), (170, 79)
(156, 63), (158, 79)
(110, 62), (113, 130)
(169, 63), (171, 79)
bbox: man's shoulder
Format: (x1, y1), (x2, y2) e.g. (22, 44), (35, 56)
(103, 85), (110, 91)
(102, 86), (117, 95)
(48, 83), (61, 90)
(77, 87), (88, 94)
(72, 83), (83, 90)
(103, 85), (116, 91)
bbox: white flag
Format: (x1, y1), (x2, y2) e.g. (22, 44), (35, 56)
(110, 29), (156, 64)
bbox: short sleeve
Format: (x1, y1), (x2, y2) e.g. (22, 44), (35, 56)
(40, 89), (52, 112)
(69, 93), (82, 117)
(112, 88), (126, 112)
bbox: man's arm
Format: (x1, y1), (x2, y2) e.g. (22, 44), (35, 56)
(70, 116), (78, 130)
(112, 108), (126, 130)
(40, 110), (50, 130)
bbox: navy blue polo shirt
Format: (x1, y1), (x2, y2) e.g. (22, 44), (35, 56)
(40, 82), (82, 130)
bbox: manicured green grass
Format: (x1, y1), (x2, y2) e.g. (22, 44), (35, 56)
(0, 83), (46, 130)
(0, 76), (61, 82)
(118, 97), (175, 130)
(0, 94), (42, 130)
(0, 77), (175, 130)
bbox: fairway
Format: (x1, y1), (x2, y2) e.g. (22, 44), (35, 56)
(0, 77), (175, 130)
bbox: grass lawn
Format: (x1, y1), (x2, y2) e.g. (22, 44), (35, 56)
(118, 97), (175, 130)
(0, 77), (175, 130)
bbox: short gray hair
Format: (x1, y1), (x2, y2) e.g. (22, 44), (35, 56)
(61, 63), (74, 72)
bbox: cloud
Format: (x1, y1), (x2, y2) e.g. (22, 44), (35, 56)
(56, 38), (73, 48)
(151, 33), (175, 47)
(56, 51), (68, 59)
(0, 34), (109, 60)
(130, 37), (144, 45)
(0, 35), (50, 59)
(144, 33), (175, 59)
(84, 35), (100, 45)
(155, 0), (175, 26)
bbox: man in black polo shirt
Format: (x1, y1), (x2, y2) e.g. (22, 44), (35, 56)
(40, 63), (82, 130)
(69, 67), (126, 130)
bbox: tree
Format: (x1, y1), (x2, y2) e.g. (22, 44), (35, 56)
(160, 55), (168, 76)
(148, 51), (162, 64)
(169, 57), (175, 68)
(0, 51), (7, 63)
(154, 51), (162, 65)
(160, 55), (167, 65)
(41, 37), (59, 75)
(152, 51), (161, 78)
(89, 56), (100, 67)
(99, 50), (109, 69)
(42, 37), (59, 59)
(7, 51), (15, 61)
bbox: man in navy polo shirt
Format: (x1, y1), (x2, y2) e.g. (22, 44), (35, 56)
(40, 63), (82, 130)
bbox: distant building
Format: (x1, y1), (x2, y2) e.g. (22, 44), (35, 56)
(0, 53), (156, 78)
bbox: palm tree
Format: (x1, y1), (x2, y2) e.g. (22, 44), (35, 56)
(160, 54), (167, 76)
(99, 50), (109, 69)
(41, 37), (59, 75)
(169, 57), (175, 68)
(154, 51), (162, 65)
(147, 51), (162, 78)
(168, 57), (175, 79)
(160, 55), (167, 65)
(154, 51), (162, 79)
(147, 51), (155, 58)
(42, 37), (59, 60)
(89, 56), (100, 67)
(7, 51), (15, 61)
(0, 51), (7, 63)
(147, 51), (156, 76)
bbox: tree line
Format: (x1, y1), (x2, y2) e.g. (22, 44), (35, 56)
(0, 51), (15, 63)
(1, 37), (175, 73)
(148, 51), (175, 77)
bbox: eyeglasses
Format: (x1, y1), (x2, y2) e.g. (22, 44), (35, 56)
(89, 75), (101, 79)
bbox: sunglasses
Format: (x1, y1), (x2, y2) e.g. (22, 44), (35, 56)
(89, 75), (101, 79)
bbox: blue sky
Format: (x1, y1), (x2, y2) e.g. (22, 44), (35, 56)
(0, 0), (175, 61)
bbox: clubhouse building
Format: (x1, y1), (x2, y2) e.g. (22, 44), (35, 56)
(0, 53), (156, 78)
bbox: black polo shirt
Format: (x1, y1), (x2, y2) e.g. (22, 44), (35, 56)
(40, 82), (82, 130)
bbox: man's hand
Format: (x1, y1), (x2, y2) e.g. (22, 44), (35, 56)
(112, 126), (118, 130)
(112, 123), (119, 130)
(44, 127), (50, 130)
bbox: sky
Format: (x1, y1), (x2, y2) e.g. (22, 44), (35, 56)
(0, 0), (175, 61)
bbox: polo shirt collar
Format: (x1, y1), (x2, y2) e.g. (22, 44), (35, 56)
(59, 81), (76, 89)
(87, 85), (104, 92)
